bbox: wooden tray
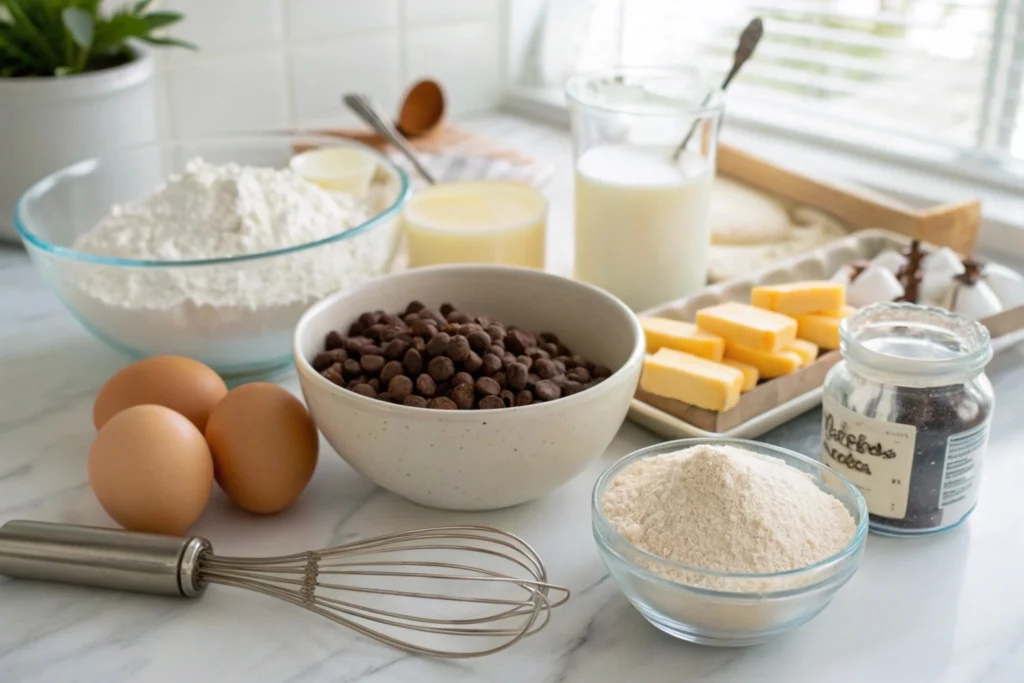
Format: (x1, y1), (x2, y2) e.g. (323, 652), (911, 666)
(717, 145), (982, 255)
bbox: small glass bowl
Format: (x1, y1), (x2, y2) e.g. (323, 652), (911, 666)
(592, 438), (868, 647)
(15, 135), (409, 377)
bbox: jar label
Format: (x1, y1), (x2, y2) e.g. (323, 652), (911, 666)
(821, 394), (917, 519)
(939, 420), (988, 519)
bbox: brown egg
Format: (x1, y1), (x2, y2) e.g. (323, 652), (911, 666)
(89, 404), (214, 535)
(205, 383), (319, 514)
(94, 355), (228, 431)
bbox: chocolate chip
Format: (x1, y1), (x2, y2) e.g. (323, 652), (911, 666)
(554, 354), (574, 369)
(492, 371), (507, 389)
(534, 358), (558, 379)
(534, 380), (561, 401)
(448, 335), (471, 362)
(343, 358), (363, 377)
(322, 364), (345, 385)
(504, 329), (533, 355)
(488, 343), (505, 357)
(464, 351), (483, 373)
(516, 390), (533, 406)
(360, 354), (385, 375)
(416, 374), (437, 397)
(382, 338), (410, 359)
(379, 313), (402, 327)
(347, 376), (367, 388)
(507, 362), (529, 390)
(500, 390), (516, 408)
(410, 319), (435, 338)
(358, 312), (380, 329)
(402, 347), (424, 375)
(403, 395), (428, 408)
(526, 373), (540, 387)
(447, 310), (472, 324)
(426, 332), (451, 357)
(452, 383), (476, 409)
(435, 380), (452, 396)
(517, 355), (533, 370)
(376, 392), (393, 402)
(458, 323), (483, 336)
(352, 383), (376, 398)
(388, 375), (414, 402)
(411, 336), (426, 353)
(428, 397), (458, 410)
(467, 330), (492, 352)
(526, 347), (549, 360)
(562, 380), (584, 396)
(553, 360), (567, 375)
(539, 332), (560, 344)
(452, 372), (474, 387)
(567, 366), (591, 384)
(592, 365), (612, 379)
(439, 303), (456, 316)
(345, 336), (370, 353)
(325, 330), (345, 350)
(482, 353), (502, 374)
(365, 324), (386, 342)
(475, 376), (501, 397)
(423, 309), (446, 326)
(347, 321), (365, 336)
(379, 360), (404, 385)
(541, 342), (559, 356)
(478, 395), (505, 410)
(313, 348), (346, 371)
(360, 344), (382, 357)
(443, 322), (461, 335)
(485, 324), (506, 342)
(367, 378), (381, 392)
(502, 352), (518, 367)
(428, 355), (455, 381)
(475, 315), (492, 327)
(405, 300), (426, 315)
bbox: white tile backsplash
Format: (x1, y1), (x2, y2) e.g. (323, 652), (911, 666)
(153, 0), (505, 139)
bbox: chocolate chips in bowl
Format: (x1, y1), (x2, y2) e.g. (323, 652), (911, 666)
(311, 301), (612, 409)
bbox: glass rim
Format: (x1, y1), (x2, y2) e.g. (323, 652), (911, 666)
(591, 437), (869, 596)
(565, 66), (725, 117)
(839, 302), (993, 380)
(14, 133), (411, 269)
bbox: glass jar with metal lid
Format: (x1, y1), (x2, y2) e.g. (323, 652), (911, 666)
(821, 302), (994, 536)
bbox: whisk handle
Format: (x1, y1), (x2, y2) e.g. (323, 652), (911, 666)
(0, 521), (210, 598)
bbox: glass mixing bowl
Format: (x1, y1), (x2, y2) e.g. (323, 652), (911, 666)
(15, 135), (409, 376)
(592, 438), (868, 647)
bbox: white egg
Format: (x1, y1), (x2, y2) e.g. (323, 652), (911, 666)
(983, 263), (1024, 309)
(919, 247), (966, 305)
(831, 264), (857, 285)
(870, 250), (907, 275)
(943, 279), (1003, 320)
(847, 265), (905, 307)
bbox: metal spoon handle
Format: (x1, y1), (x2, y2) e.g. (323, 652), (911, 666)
(343, 93), (436, 184)
(672, 17), (764, 161)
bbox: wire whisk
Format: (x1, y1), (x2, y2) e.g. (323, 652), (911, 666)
(0, 520), (570, 658)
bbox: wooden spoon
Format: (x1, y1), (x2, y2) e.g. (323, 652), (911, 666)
(397, 80), (446, 138)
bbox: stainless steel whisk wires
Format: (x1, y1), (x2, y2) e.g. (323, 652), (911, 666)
(0, 520), (570, 658)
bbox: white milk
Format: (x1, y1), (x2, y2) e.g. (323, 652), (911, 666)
(574, 144), (713, 311)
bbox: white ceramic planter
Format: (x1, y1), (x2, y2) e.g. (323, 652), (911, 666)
(0, 46), (157, 243)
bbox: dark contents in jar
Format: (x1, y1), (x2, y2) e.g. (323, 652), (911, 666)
(311, 301), (612, 410)
(874, 383), (989, 530)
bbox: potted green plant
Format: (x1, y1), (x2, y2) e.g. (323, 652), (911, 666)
(0, 0), (193, 242)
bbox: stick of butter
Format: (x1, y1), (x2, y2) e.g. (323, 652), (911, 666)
(784, 338), (819, 366)
(792, 307), (855, 349)
(696, 302), (797, 353)
(640, 317), (725, 361)
(750, 281), (846, 316)
(641, 348), (744, 411)
(723, 358), (759, 392)
(725, 343), (803, 378)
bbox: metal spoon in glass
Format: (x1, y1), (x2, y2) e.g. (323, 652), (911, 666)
(343, 92), (437, 184)
(671, 17), (764, 161)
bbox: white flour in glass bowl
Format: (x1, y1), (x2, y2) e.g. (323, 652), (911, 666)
(63, 158), (402, 373)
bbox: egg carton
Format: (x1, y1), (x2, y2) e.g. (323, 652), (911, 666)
(628, 228), (1024, 441)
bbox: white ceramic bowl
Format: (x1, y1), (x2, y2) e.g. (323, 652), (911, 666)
(294, 265), (645, 510)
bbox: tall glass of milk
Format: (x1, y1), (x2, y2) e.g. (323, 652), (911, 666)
(566, 68), (724, 311)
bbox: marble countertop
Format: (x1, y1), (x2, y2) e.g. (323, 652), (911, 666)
(2, 116), (1023, 683)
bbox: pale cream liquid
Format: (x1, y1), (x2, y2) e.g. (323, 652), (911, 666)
(574, 145), (713, 311)
(403, 181), (547, 268)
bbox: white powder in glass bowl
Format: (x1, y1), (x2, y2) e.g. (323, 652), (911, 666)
(62, 158), (401, 371)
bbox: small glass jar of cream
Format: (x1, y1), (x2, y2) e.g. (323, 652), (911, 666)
(821, 302), (994, 536)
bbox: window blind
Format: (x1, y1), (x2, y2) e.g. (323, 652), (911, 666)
(522, 0), (1024, 174)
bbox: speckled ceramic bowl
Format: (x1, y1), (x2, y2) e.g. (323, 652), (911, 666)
(294, 265), (645, 510)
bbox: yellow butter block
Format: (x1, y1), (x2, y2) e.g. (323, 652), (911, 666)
(723, 358), (759, 392)
(640, 317), (725, 361)
(642, 348), (744, 412)
(750, 281), (846, 316)
(696, 302), (797, 354)
(725, 344), (803, 379)
(817, 304), (857, 319)
(793, 312), (848, 350)
(785, 338), (819, 366)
